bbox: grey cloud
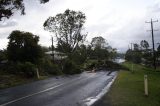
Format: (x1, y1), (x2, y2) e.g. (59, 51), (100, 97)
(150, 3), (160, 13)
(86, 24), (112, 34)
(0, 20), (18, 28)
(0, 0), (159, 52)
(0, 31), (10, 39)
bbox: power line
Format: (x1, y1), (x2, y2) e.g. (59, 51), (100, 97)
(145, 18), (158, 69)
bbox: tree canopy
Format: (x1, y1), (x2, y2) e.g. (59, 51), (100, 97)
(7, 30), (43, 64)
(0, 0), (49, 21)
(91, 36), (106, 49)
(44, 9), (87, 53)
(125, 40), (153, 64)
(133, 43), (140, 51)
(141, 40), (149, 50)
(89, 36), (115, 60)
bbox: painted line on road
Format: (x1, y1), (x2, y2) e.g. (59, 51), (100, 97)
(0, 84), (63, 106)
(0, 73), (97, 106)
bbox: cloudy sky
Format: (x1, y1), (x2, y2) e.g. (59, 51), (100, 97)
(0, 0), (160, 52)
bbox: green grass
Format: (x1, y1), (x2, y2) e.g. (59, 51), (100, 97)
(103, 62), (160, 106)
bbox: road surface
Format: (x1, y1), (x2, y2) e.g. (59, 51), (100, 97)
(0, 71), (117, 106)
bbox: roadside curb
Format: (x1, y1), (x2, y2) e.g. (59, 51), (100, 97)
(84, 71), (117, 106)
(91, 73), (117, 106)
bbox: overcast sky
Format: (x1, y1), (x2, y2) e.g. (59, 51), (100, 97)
(0, 0), (160, 52)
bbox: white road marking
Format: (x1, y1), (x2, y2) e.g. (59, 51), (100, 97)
(0, 73), (97, 106)
(0, 84), (63, 106)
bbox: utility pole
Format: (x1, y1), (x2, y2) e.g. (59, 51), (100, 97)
(131, 43), (133, 50)
(128, 45), (130, 50)
(51, 36), (54, 62)
(145, 19), (158, 70)
(131, 43), (134, 73)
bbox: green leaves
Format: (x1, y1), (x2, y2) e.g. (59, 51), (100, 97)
(44, 9), (86, 53)
(141, 40), (149, 50)
(91, 36), (107, 49)
(0, 0), (49, 21)
(7, 30), (43, 64)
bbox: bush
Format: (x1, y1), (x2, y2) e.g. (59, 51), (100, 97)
(2, 62), (20, 74)
(3, 62), (36, 78)
(17, 62), (36, 78)
(62, 59), (81, 75)
(3, 59), (63, 77)
(103, 60), (129, 70)
(41, 60), (62, 75)
(84, 60), (97, 70)
(84, 59), (129, 71)
(84, 60), (104, 70)
(97, 60), (104, 67)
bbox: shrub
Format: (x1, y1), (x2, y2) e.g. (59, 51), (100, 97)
(17, 62), (36, 78)
(84, 59), (129, 71)
(97, 60), (104, 67)
(62, 59), (81, 75)
(103, 60), (129, 70)
(40, 59), (62, 75)
(3, 62), (37, 78)
(4, 59), (62, 76)
(84, 60), (104, 70)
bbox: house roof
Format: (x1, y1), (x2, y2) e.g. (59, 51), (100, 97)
(45, 51), (65, 55)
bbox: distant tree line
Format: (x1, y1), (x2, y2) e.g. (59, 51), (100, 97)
(125, 40), (160, 67)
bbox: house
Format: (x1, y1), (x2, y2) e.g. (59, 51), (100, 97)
(45, 51), (67, 60)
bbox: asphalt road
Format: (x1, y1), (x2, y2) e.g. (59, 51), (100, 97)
(0, 71), (116, 106)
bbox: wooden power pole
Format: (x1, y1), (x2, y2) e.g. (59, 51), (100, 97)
(51, 36), (54, 61)
(146, 19), (158, 69)
(131, 43), (134, 73)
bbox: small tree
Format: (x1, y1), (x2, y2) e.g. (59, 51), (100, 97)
(140, 40), (152, 65)
(141, 40), (149, 50)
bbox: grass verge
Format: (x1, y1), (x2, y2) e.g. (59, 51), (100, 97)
(0, 70), (48, 89)
(96, 62), (160, 106)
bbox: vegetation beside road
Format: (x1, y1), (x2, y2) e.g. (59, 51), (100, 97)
(98, 62), (160, 106)
(0, 9), (122, 89)
(0, 70), (48, 89)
